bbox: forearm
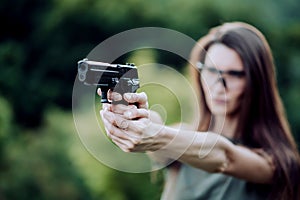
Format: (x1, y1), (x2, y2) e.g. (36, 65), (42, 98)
(154, 126), (274, 183)
(153, 126), (231, 172)
(147, 121), (195, 167)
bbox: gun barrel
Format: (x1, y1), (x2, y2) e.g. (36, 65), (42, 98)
(78, 59), (137, 84)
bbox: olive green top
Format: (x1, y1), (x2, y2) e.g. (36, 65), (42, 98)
(172, 164), (270, 200)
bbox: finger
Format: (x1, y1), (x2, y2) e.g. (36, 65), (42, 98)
(98, 89), (123, 102)
(102, 110), (130, 130)
(101, 110), (116, 125)
(97, 88), (102, 96)
(101, 111), (140, 138)
(102, 110), (152, 140)
(110, 104), (137, 115)
(101, 110), (127, 137)
(110, 138), (131, 152)
(108, 91), (122, 102)
(108, 132), (137, 152)
(123, 92), (148, 109)
(102, 103), (112, 111)
(100, 110), (114, 136)
(107, 125), (140, 147)
(101, 110), (139, 146)
(110, 135), (138, 152)
(124, 108), (149, 119)
(103, 120), (131, 152)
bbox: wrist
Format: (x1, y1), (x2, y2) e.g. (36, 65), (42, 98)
(149, 126), (183, 159)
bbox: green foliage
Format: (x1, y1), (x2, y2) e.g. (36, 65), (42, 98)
(1, 0), (300, 129)
(0, 108), (92, 199)
(0, 107), (163, 200)
(0, 0), (300, 199)
(0, 96), (12, 177)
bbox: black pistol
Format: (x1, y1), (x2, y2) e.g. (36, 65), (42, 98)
(77, 58), (140, 104)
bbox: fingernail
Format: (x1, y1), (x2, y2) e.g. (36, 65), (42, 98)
(114, 93), (122, 101)
(124, 93), (131, 100)
(97, 88), (102, 96)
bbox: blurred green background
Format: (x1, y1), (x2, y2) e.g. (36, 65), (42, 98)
(0, 0), (300, 199)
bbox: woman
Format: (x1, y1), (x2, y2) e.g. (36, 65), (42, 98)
(100, 22), (300, 199)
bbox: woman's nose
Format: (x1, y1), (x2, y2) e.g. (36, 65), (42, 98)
(218, 77), (227, 89)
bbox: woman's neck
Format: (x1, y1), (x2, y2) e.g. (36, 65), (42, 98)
(210, 115), (238, 139)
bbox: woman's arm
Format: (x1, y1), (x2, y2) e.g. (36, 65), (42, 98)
(164, 126), (275, 183)
(100, 92), (275, 184)
(101, 108), (275, 183)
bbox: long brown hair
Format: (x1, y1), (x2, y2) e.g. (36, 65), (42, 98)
(189, 22), (300, 200)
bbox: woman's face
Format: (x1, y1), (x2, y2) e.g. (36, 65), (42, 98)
(201, 43), (246, 117)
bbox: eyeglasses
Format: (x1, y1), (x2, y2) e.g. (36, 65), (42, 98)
(197, 62), (245, 90)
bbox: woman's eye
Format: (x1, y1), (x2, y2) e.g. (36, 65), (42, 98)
(228, 71), (245, 77)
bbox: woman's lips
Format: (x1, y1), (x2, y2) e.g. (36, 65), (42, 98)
(213, 99), (227, 104)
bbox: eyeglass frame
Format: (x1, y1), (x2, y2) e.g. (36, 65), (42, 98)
(196, 62), (246, 89)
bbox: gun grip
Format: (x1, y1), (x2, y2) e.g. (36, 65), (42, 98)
(100, 88), (110, 103)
